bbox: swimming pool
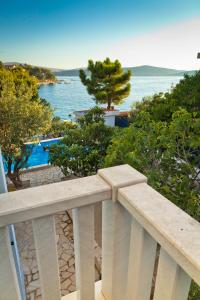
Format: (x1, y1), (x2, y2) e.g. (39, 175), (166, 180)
(26, 138), (62, 167)
(4, 138), (61, 171)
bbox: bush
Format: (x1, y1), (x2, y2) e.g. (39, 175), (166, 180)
(50, 107), (114, 177)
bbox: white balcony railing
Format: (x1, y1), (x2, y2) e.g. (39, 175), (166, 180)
(0, 165), (199, 300)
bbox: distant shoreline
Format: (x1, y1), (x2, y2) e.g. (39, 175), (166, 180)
(55, 74), (184, 77)
(38, 80), (57, 86)
(38, 79), (70, 86)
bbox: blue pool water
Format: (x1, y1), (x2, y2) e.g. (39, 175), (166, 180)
(4, 138), (61, 171)
(26, 138), (61, 167)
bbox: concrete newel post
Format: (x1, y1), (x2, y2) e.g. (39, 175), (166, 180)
(98, 164), (147, 300)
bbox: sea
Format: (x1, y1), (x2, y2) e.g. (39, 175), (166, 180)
(39, 76), (183, 120)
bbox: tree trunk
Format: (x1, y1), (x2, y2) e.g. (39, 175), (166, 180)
(107, 100), (112, 110)
(7, 159), (23, 188)
(7, 171), (23, 188)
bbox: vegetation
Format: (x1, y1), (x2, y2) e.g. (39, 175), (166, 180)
(130, 72), (200, 122)
(105, 72), (200, 221)
(46, 116), (77, 138)
(23, 64), (56, 82)
(0, 64), (52, 187)
(5, 63), (56, 83)
(104, 72), (200, 299)
(188, 281), (200, 300)
(80, 58), (131, 110)
(49, 107), (113, 177)
(105, 109), (200, 219)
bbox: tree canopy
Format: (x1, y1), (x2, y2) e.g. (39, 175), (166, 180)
(130, 71), (200, 123)
(0, 66), (53, 187)
(80, 58), (131, 110)
(105, 72), (200, 222)
(23, 64), (56, 82)
(49, 107), (113, 177)
(105, 72), (200, 299)
(4, 63), (56, 83)
(46, 116), (77, 138)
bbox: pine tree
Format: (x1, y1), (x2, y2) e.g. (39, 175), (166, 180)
(80, 58), (131, 110)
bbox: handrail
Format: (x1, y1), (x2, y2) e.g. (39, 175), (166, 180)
(0, 164), (199, 300)
(118, 182), (200, 286)
(0, 175), (111, 227)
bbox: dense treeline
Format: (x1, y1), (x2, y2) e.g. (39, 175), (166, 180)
(4, 62), (56, 83)
(23, 64), (56, 82)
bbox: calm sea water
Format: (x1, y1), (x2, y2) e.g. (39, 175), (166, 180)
(39, 76), (182, 120)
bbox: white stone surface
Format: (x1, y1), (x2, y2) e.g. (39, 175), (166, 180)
(32, 216), (61, 300)
(98, 164), (147, 201)
(73, 205), (95, 300)
(15, 210), (101, 300)
(118, 182), (200, 285)
(153, 248), (191, 300)
(62, 281), (105, 300)
(126, 217), (157, 300)
(102, 200), (131, 300)
(0, 175), (111, 226)
(1, 164), (199, 300)
(0, 227), (21, 300)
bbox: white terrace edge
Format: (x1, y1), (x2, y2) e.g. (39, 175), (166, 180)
(118, 182), (200, 286)
(0, 175), (111, 226)
(0, 164), (200, 299)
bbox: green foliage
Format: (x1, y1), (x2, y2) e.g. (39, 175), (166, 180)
(188, 282), (200, 300)
(11, 66), (39, 100)
(49, 107), (113, 177)
(105, 72), (200, 298)
(78, 106), (105, 126)
(130, 71), (200, 123)
(5, 63), (56, 83)
(105, 110), (200, 221)
(46, 116), (77, 138)
(23, 64), (56, 82)
(105, 72), (200, 221)
(0, 65), (53, 187)
(80, 58), (131, 109)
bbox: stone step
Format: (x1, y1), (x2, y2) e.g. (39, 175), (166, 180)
(61, 281), (105, 300)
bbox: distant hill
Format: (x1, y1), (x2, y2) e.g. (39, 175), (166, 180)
(3, 62), (197, 77)
(54, 68), (82, 76)
(3, 62), (63, 73)
(54, 65), (197, 77)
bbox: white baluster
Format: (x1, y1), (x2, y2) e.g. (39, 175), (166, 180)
(126, 218), (157, 300)
(102, 200), (132, 300)
(0, 226), (21, 300)
(153, 248), (191, 300)
(98, 165), (147, 300)
(73, 204), (95, 300)
(32, 215), (61, 300)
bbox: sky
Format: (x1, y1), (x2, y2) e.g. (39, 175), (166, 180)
(0, 0), (200, 70)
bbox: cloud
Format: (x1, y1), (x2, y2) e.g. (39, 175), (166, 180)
(109, 19), (200, 70)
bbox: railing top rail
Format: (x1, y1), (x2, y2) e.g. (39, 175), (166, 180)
(0, 175), (111, 227)
(118, 182), (200, 285)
